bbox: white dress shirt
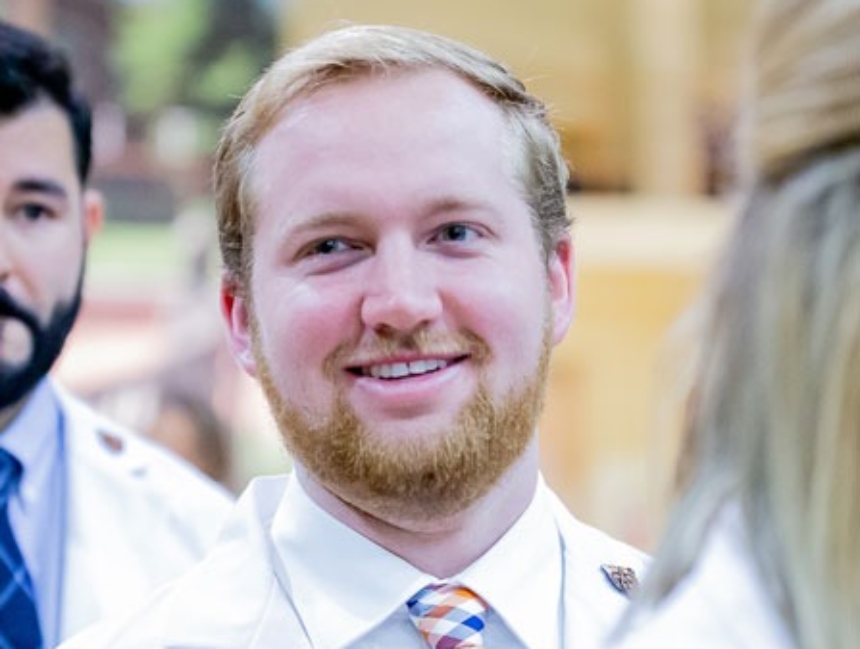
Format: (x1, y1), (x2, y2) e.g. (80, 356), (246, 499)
(274, 472), (563, 647)
(57, 469), (646, 649)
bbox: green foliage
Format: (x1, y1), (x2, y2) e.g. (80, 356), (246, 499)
(113, 0), (210, 116)
(112, 0), (274, 124)
(190, 41), (259, 112)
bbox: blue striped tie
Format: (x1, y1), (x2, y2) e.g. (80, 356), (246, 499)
(0, 449), (42, 649)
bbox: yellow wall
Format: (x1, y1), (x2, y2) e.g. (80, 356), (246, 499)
(539, 196), (729, 547)
(283, 0), (752, 193)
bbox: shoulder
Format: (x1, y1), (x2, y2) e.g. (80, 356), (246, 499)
(610, 519), (793, 649)
(59, 478), (295, 649)
(59, 386), (233, 521)
(547, 487), (649, 585)
(56, 582), (175, 649)
(611, 616), (741, 649)
(536, 484), (649, 646)
(539, 485), (649, 643)
(609, 587), (770, 649)
(610, 565), (741, 649)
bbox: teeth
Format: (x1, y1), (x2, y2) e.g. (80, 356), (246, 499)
(367, 359), (448, 379)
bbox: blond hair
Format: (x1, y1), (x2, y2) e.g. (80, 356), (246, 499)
(214, 24), (570, 291)
(633, 2), (860, 647)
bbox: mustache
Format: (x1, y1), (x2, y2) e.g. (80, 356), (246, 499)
(0, 287), (39, 333)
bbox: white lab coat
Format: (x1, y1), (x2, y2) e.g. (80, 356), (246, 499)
(608, 507), (793, 649)
(60, 475), (647, 649)
(53, 383), (234, 641)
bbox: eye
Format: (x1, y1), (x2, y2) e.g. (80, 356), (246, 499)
(18, 202), (54, 222)
(434, 223), (480, 243)
(306, 237), (353, 256)
(295, 236), (367, 272)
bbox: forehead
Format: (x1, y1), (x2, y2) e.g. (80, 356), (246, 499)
(281, 66), (502, 135)
(0, 103), (78, 188)
(250, 68), (519, 211)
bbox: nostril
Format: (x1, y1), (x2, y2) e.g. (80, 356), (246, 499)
(360, 285), (443, 335)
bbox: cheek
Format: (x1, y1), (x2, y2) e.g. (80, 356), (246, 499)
(462, 274), (550, 375)
(253, 281), (357, 385)
(32, 244), (85, 308)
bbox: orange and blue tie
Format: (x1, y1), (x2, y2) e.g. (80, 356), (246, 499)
(0, 449), (42, 649)
(407, 582), (488, 649)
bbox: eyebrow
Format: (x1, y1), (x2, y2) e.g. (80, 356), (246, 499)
(294, 197), (487, 228)
(425, 196), (486, 215)
(14, 177), (69, 199)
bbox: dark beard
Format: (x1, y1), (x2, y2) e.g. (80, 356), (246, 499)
(0, 271), (83, 409)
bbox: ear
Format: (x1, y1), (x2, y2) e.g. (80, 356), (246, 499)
(82, 189), (105, 243)
(220, 273), (258, 377)
(547, 234), (576, 345)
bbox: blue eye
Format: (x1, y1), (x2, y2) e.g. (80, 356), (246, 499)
(296, 235), (368, 274)
(310, 238), (351, 255)
(436, 223), (478, 243)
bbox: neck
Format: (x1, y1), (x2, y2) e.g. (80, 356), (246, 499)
(298, 440), (540, 577)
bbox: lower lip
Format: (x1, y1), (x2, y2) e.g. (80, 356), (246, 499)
(349, 361), (465, 406)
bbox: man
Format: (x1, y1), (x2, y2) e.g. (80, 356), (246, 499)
(0, 20), (232, 647)
(61, 24), (645, 649)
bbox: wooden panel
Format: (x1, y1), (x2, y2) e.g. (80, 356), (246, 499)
(539, 196), (729, 547)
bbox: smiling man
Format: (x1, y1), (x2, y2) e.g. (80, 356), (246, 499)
(61, 24), (645, 649)
(0, 20), (233, 647)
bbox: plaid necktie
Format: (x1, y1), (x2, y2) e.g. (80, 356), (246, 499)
(0, 449), (42, 649)
(407, 582), (488, 649)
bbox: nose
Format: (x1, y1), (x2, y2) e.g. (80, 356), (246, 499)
(360, 242), (442, 335)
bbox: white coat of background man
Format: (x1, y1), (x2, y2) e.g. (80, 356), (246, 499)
(0, 20), (233, 647)
(61, 24), (646, 649)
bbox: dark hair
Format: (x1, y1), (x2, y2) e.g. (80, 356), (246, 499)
(0, 20), (92, 182)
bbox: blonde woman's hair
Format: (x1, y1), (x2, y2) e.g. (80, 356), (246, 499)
(629, 2), (860, 648)
(214, 24), (570, 291)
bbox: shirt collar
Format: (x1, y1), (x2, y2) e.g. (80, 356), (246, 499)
(271, 473), (428, 648)
(0, 378), (61, 508)
(457, 476), (562, 649)
(271, 473), (562, 649)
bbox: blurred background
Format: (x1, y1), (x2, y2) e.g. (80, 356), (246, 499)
(1, 0), (752, 550)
